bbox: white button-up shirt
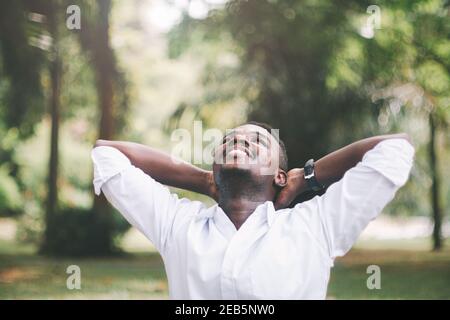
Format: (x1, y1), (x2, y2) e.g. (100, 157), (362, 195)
(91, 139), (414, 299)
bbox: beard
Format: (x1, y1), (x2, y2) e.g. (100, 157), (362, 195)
(214, 166), (268, 199)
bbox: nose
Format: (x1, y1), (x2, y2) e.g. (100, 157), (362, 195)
(233, 134), (249, 148)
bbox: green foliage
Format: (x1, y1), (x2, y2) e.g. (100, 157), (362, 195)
(0, 165), (23, 217)
(11, 120), (132, 252)
(168, 0), (376, 166)
(15, 201), (44, 245)
(73, 0), (131, 137)
(40, 207), (130, 257)
(0, 0), (132, 256)
(167, 0), (449, 219)
(0, 0), (447, 262)
(0, 1), (46, 138)
(0, 1), (48, 218)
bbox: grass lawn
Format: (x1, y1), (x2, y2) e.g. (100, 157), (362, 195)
(0, 237), (449, 299)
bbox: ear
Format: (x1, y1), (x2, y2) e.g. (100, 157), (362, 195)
(273, 169), (287, 188)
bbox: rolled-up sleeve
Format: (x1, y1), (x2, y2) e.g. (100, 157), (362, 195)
(91, 146), (198, 254)
(305, 139), (415, 258)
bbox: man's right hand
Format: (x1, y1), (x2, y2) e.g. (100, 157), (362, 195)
(274, 168), (306, 210)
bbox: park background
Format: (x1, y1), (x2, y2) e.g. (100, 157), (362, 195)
(0, 0), (449, 299)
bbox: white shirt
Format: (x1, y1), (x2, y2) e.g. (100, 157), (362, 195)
(91, 139), (414, 299)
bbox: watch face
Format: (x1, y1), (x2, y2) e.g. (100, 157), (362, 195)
(304, 160), (314, 176)
(304, 159), (323, 191)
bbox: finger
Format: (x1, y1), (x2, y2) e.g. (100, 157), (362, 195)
(274, 195), (289, 210)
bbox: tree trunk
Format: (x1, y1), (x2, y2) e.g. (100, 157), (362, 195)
(429, 112), (443, 251)
(91, 0), (116, 254)
(77, 0), (120, 255)
(44, 2), (62, 250)
(94, 0), (115, 140)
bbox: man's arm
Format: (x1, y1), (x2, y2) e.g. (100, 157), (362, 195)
(286, 135), (414, 258)
(92, 145), (208, 254)
(94, 140), (218, 201)
(275, 133), (412, 209)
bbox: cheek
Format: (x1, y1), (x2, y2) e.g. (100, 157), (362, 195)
(256, 148), (272, 164)
(259, 146), (281, 167)
(212, 145), (224, 157)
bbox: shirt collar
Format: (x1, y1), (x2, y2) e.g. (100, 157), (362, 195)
(203, 201), (276, 241)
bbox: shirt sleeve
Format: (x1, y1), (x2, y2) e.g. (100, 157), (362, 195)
(295, 138), (415, 259)
(91, 146), (200, 254)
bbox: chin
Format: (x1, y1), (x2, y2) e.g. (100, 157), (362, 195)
(213, 162), (252, 180)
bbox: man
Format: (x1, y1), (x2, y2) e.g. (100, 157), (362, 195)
(92, 122), (414, 299)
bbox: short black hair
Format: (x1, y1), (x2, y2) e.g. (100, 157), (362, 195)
(244, 121), (288, 171)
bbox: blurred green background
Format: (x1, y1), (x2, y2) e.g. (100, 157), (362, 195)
(0, 0), (449, 299)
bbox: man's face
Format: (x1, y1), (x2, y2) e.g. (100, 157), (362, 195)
(212, 124), (280, 177)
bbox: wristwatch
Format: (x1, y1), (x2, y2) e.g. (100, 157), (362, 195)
(304, 159), (323, 192)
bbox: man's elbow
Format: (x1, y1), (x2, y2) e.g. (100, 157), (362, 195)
(94, 139), (109, 148)
(397, 133), (412, 144)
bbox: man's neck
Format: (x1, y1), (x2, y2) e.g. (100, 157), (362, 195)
(214, 168), (277, 229)
(218, 193), (273, 230)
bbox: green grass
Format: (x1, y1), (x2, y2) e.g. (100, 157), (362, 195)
(0, 238), (449, 299)
(329, 248), (450, 299)
(0, 240), (168, 299)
